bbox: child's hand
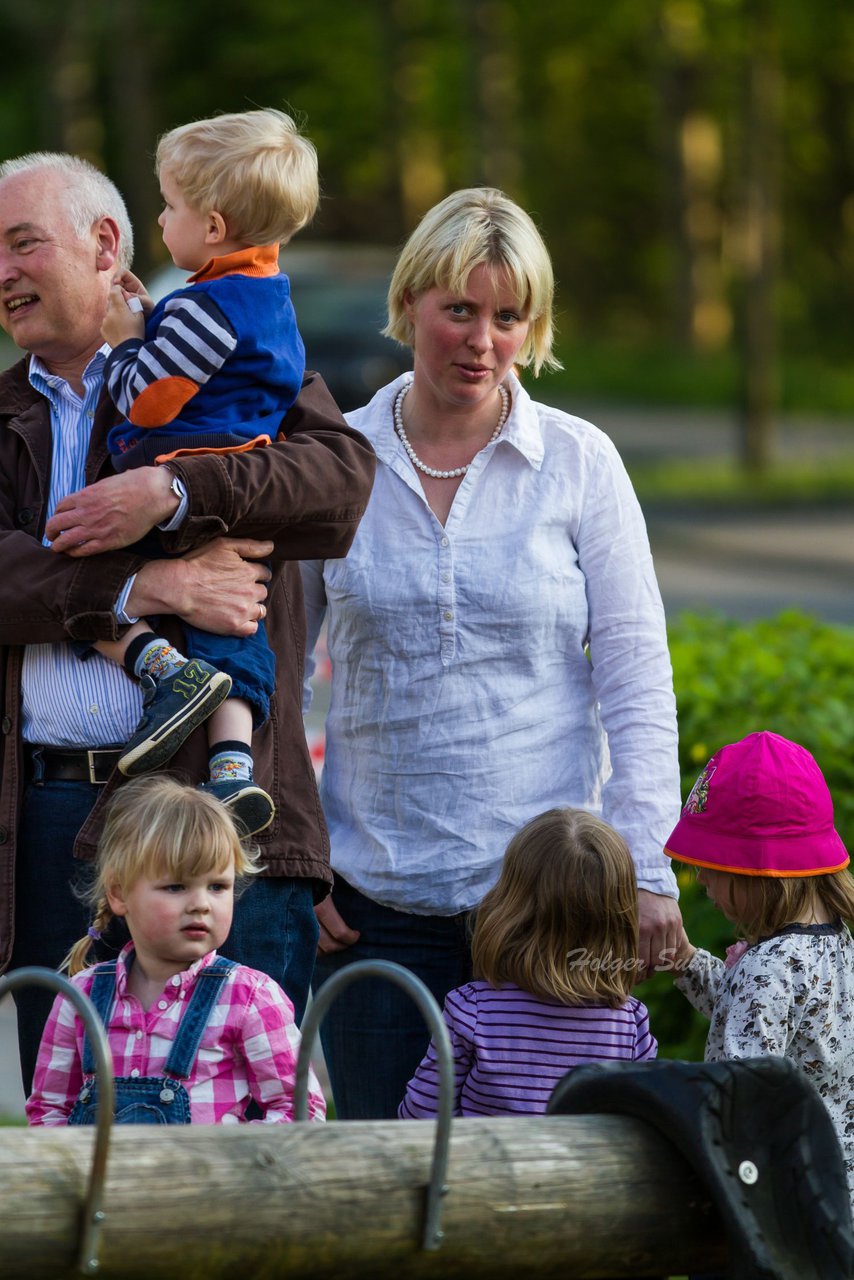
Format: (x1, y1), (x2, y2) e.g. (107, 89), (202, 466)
(101, 283), (145, 348)
(674, 926), (696, 968)
(115, 269), (154, 314)
(651, 926), (696, 978)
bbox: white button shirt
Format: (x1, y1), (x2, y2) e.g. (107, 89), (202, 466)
(22, 350), (143, 746)
(301, 373), (680, 914)
(22, 350), (188, 748)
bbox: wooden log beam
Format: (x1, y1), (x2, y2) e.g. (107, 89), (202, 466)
(0, 1115), (727, 1279)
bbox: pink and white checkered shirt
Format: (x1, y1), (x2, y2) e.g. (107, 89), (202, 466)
(27, 944), (326, 1125)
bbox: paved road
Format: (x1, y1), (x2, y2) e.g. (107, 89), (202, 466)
(650, 508), (854, 624)
(2, 401), (851, 1117)
(576, 399), (854, 464)
(588, 400), (854, 625)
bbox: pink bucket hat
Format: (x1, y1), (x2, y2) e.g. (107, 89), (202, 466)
(665, 731), (849, 877)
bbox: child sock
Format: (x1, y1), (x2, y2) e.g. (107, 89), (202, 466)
(125, 633), (188, 684)
(209, 741), (254, 783)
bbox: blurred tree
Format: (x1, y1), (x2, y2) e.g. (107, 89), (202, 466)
(0, 0), (850, 457)
(653, 1), (730, 352)
(511, 0), (663, 339)
(0, 0), (103, 160)
(103, 0), (157, 280)
(733, 0), (783, 472)
(654, 2), (706, 349)
(456, 0), (522, 194)
(384, 0), (452, 228)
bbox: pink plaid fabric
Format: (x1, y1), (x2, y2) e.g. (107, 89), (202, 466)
(27, 944), (326, 1125)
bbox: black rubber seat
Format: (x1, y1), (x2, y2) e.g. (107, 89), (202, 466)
(547, 1057), (854, 1280)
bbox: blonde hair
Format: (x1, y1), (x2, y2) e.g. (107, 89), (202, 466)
(66, 776), (260, 975)
(472, 808), (640, 1007)
(716, 868), (854, 943)
(383, 187), (560, 376)
(156, 108), (319, 246)
(0, 152), (134, 270)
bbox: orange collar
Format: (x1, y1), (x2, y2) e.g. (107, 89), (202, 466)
(188, 244), (280, 283)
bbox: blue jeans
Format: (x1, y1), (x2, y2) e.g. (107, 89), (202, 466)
(311, 876), (473, 1119)
(221, 874), (319, 1026)
(11, 780), (100, 1096)
(184, 617), (275, 729)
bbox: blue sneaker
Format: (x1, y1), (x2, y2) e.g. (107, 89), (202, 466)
(199, 779), (275, 837)
(118, 660), (232, 777)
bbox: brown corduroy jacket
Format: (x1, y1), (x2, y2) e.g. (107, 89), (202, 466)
(0, 360), (376, 973)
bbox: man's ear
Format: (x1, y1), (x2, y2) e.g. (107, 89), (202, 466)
(205, 210), (228, 245)
(94, 216), (121, 273)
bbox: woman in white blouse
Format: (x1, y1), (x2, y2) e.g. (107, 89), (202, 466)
(302, 188), (682, 1118)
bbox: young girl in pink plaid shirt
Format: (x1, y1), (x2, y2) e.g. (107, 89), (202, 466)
(26, 776), (326, 1125)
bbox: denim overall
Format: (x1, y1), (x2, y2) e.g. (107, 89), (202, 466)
(69, 956), (237, 1125)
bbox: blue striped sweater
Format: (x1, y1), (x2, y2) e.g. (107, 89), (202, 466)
(105, 245), (304, 468)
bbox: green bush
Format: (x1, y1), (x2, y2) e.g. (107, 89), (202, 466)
(670, 609), (854, 842)
(644, 608), (854, 1061)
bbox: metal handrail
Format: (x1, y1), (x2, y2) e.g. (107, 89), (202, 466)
(294, 960), (454, 1250)
(0, 966), (115, 1274)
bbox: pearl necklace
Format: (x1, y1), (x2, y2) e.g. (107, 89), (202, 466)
(393, 381), (510, 479)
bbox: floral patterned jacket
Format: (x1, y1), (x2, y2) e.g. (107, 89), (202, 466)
(676, 921), (854, 1215)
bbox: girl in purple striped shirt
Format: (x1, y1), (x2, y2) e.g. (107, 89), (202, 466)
(399, 807), (657, 1118)
(27, 776), (325, 1125)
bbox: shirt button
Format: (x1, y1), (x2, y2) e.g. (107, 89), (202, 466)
(440, 536), (449, 547)
(158, 1000), (168, 1010)
(89, 704), (99, 715)
(171, 975), (181, 987)
(135, 1030), (143, 1040)
(441, 571), (451, 582)
(443, 610), (454, 621)
(130, 1068), (140, 1078)
(86, 410), (94, 420)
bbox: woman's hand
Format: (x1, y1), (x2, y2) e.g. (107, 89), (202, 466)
(649, 924), (696, 978)
(315, 896), (360, 955)
(637, 889), (684, 978)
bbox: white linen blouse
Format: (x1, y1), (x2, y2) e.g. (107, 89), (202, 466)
(301, 372), (680, 914)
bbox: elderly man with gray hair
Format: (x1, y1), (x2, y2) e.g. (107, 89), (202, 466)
(0, 150), (375, 1093)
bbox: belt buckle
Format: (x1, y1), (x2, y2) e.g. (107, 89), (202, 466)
(87, 750), (116, 786)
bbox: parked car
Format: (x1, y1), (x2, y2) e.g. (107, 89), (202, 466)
(147, 242), (411, 412)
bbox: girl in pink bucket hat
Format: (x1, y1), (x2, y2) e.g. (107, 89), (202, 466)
(667, 730), (854, 1216)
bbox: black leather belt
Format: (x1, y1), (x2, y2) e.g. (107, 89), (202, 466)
(26, 745), (123, 785)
